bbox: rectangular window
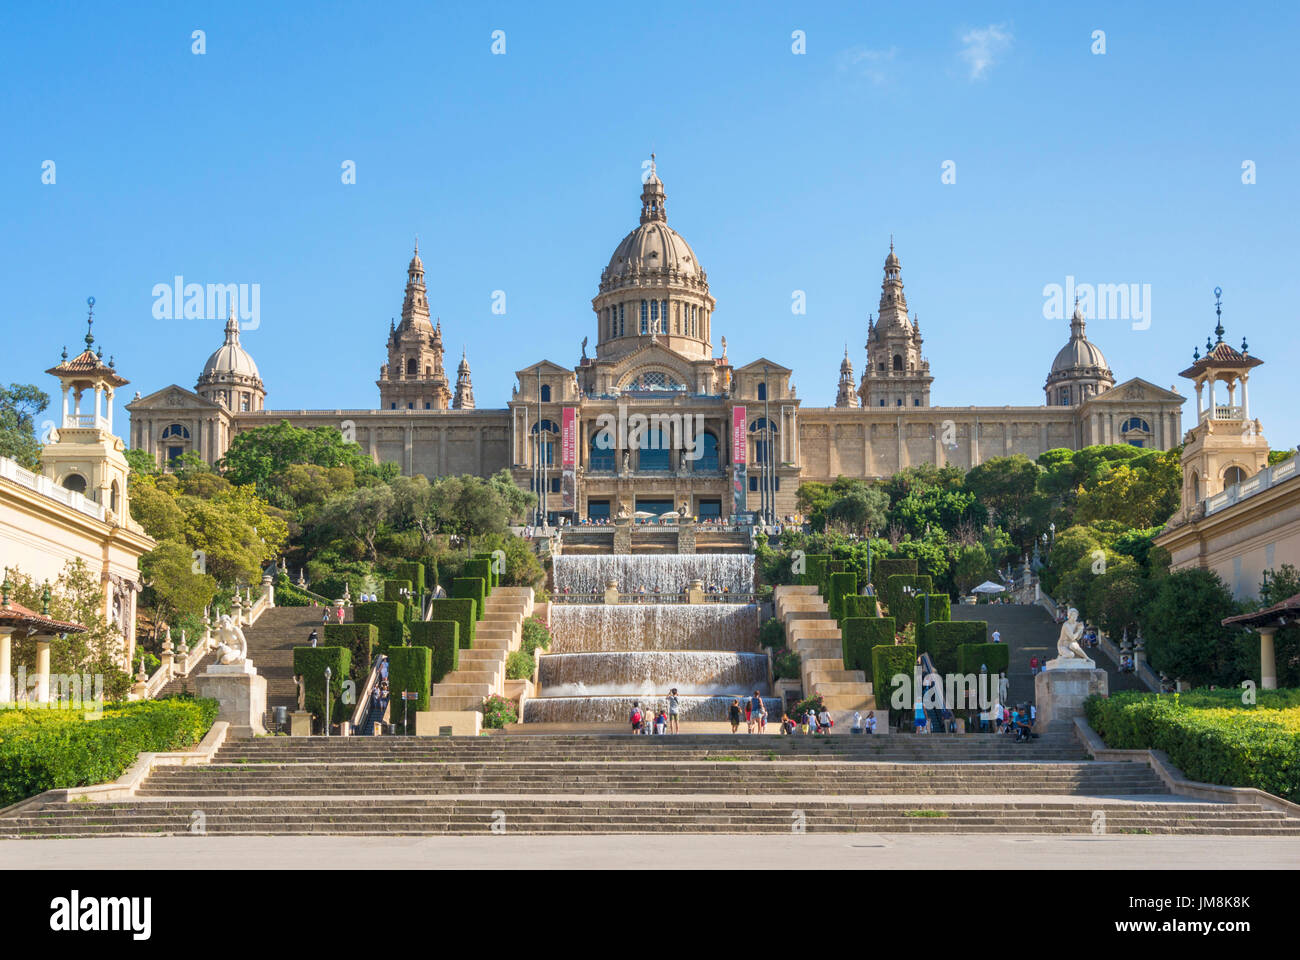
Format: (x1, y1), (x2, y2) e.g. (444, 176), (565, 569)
(650, 300), (658, 322)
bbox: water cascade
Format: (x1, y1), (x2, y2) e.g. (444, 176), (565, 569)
(552, 554), (754, 595)
(549, 604), (759, 653)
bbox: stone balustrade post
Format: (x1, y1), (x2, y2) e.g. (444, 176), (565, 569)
(160, 629), (175, 680)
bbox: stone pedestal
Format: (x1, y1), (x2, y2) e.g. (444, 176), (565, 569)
(290, 710), (313, 737)
(613, 517), (632, 554)
(415, 710), (482, 736)
(1034, 660), (1107, 732)
(603, 579), (620, 605)
(686, 579), (705, 604)
(195, 660), (267, 737)
(677, 518), (696, 554)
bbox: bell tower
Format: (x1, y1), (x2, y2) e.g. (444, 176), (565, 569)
(378, 242), (453, 410)
(859, 241), (932, 408)
(1173, 288), (1268, 520)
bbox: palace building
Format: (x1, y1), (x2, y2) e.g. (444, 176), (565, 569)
(128, 161), (1185, 522)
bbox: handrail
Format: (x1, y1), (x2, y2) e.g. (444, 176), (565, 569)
(351, 653), (389, 730)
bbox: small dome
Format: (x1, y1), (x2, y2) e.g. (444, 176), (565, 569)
(1050, 306), (1110, 375)
(200, 314), (261, 382)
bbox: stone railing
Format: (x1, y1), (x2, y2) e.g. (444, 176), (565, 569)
(0, 455), (106, 522)
(1204, 455), (1298, 517)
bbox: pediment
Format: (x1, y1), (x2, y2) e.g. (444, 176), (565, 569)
(1084, 377), (1184, 407)
(126, 384), (221, 411)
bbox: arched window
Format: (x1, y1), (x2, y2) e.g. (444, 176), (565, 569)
(749, 418), (778, 465)
(110, 480), (120, 512)
(62, 473), (87, 494)
(1191, 471), (1201, 502)
(531, 419), (559, 465)
(892, 354), (903, 371)
(161, 423), (190, 440)
(589, 434), (616, 471)
(1120, 416), (1153, 447)
(638, 428), (671, 472)
(540, 384), (551, 403)
(694, 432), (720, 471)
(1223, 465), (1248, 488)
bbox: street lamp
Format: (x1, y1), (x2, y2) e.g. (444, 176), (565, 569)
(323, 665), (332, 737)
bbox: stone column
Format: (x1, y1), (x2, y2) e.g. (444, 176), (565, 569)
(35, 637), (51, 703)
(0, 628), (12, 702)
(1260, 627), (1278, 690)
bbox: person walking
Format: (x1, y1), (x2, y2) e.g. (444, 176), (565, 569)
(992, 629), (1001, 644)
(749, 691), (763, 735)
(308, 629), (318, 648)
(728, 698), (741, 734)
(1029, 655), (1039, 676)
(817, 706), (833, 735)
(321, 608), (330, 627)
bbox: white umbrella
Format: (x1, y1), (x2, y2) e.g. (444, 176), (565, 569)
(658, 511), (680, 520)
(633, 510), (657, 519)
(972, 581), (1007, 594)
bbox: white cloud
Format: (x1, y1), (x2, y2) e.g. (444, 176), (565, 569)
(959, 24), (1012, 80)
(836, 46), (897, 85)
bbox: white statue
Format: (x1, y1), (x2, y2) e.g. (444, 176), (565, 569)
(1055, 608), (1090, 662)
(213, 614), (248, 665)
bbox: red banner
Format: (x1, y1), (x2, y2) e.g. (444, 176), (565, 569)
(732, 406), (747, 463)
(561, 407), (577, 468)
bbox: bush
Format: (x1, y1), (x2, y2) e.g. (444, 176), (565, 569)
(0, 697), (219, 806)
(353, 601), (407, 647)
(324, 622), (380, 687)
(464, 560), (494, 597)
(272, 573), (316, 607)
(872, 558), (918, 592)
(919, 621), (986, 676)
(759, 617), (786, 650)
(385, 645), (432, 732)
(923, 594), (951, 623)
(408, 620), (459, 684)
(292, 646), (352, 724)
(883, 574), (933, 625)
(842, 617), (896, 672)
(429, 598), (477, 649)
(841, 595), (880, 619)
(956, 643), (1010, 677)
(827, 572), (858, 622)
(791, 694), (825, 718)
(799, 554), (832, 592)
(1086, 692), (1300, 801)
(482, 693), (517, 728)
(473, 553), (499, 590)
(773, 647), (803, 681)
(520, 616), (551, 655)
(872, 644), (917, 710)
(451, 578), (487, 619)
(506, 649), (535, 681)
(383, 579), (413, 606)
(391, 561), (426, 596)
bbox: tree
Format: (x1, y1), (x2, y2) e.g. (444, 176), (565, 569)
(219, 419), (395, 506)
(825, 485), (889, 538)
(952, 543), (993, 594)
(0, 383), (50, 470)
(965, 455), (1044, 548)
(140, 540), (218, 634)
(1075, 449), (1181, 529)
(317, 484), (396, 562)
(1143, 568), (1242, 687)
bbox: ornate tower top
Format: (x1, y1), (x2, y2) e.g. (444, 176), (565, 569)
(453, 347), (475, 410)
(835, 344), (860, 408)
(640, 153), (667, 224)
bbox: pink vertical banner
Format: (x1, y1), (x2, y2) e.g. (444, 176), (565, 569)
(561, 406), (576, 509)
(732, 406), (747, 463)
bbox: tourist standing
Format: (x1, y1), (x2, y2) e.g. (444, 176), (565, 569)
(749, 691), (763, 734)
(667, 688), (680, 734)
(992, 629), (1001, 644)
(817, 706), (832, 735)
(728, 699), (741, 734)
(308, 629), (318, 648)
(629, 702), (643, 734)
(865, 711), (877, 735)
(1029, 655), (1039, 675)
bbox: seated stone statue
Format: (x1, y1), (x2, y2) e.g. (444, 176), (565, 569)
(1053, 608), (1092, 664)
(212, 614), (248, 665)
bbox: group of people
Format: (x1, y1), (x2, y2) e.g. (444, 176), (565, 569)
(978, 702), (1036, 740)
(628, 689), (682, 735)
(777, 706), (836, 734)
(726, 691), (770, 733)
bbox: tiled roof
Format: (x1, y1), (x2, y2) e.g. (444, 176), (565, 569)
(0, 600), (87, 635)
(45, 349), (129, 386)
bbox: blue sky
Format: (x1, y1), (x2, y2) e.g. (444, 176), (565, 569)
(3, 1), (1297, 444)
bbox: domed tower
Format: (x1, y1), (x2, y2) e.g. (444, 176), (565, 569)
(378, 242), (452, 410)
(453, 348), (475, 410)
(1044, 301), (1114, 406)
(196, 308), (265, 412)
(592, 156), (716, 361)
(835, 345), (859, 408)
(858, 242), (932, 408)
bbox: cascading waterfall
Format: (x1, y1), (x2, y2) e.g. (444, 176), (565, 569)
(552, 554), (754, 595)
(548, 604), (759, 653)
(525, 553), (777, 724)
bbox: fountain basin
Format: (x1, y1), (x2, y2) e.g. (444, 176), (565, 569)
(522, 694), (786, 724)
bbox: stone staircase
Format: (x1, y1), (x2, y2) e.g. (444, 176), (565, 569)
(774, 585), (875, 715)
(427, 588), (534, 712)
(5, 734), (1297, 837)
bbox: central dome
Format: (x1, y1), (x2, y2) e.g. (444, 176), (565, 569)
(201, 313), (261, 382)
(603, 220), (703, 284)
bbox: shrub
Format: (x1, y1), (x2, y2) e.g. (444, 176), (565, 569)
(408, 620), (459, 684)
(923, 594), (951, 623)
(473, 553), (499, 590)
(919, 621), (986, 676)
(391, 562), (426, 596)
(324, 622), (379, 687)
(451, 578), (486, 619)
(383, 579), (413, 606)
(791, 694), (825, 717)
(842, 617), (897, 672)
(872, 644), (917, 710)
(429, 598), (477, 649)
(482, 693), (517, 728)
(464, 560), (494, 597)
(385, 645), (432, 732)
(506, 649), (535, 681)
(353, 601), (407, 647)
(773, 647), (803, 681)
(841, 595), (880, 619)
(272, 573), (316, 607)
(956, 642), (1010, 677)
(883, 574), (933, 625)
(827, 572), (858, 622)
(0, 697), (219, 806)
(292, 646), (352, 724)
(799, 554), (832, 592)
(872, 558), (918, 592)
(759, 617), (786, 649)
(520, 616), (551, 655)
(1086, 692), (1300, 801)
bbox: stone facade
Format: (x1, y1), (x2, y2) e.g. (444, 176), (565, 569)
(129, 162), (1184, 520)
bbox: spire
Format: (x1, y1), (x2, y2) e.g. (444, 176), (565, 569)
(453, 347), (475, 409)
(640, 153), (667, 224)
(1070, 296), (1087, 339)
(84, 296), (95, 348)
(399, 244), (433, 332)
(1213, 285), (1224, 342)
(836, 343), (859, 408)
(224, 306), (241, 345)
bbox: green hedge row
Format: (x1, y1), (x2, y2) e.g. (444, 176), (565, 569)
(799, 554), (832, 591)
(383, 579), (413, 608)
(353, 601), (407, 647)
(872, 644), (917, 711)
(872, 558), (917, 591)
(429, 598), (477, 649)
(385, 645), (432, 733)
(292, 646), (352, 724)
(324, 622), (379, 687)
(919, 620), (986, 676)
(464, 560), (494, 597)
(0, 698), (219, 806)
(956, 643), (1010, 677)
(842, 617), (896, 673)
(827, 572), (858, 622)
(1085, 693), (1300, 802)
(841, 595), (879, 620)
(451, 578), (487, 619)
(882, 574), (933, 625)
(391, 561), (428, 594)
(473, 553), (500, 590)
(409, 620), (459, 683)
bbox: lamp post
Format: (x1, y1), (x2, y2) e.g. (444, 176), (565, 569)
(323, 665), (332, 737)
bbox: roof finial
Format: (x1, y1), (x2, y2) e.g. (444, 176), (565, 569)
(889, 234), (894, 252)
(1213, 286), (1224, 342)
(41, 581), (52, 617)
(85, 296), (96, 348)
(650, 152), (656, 176)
